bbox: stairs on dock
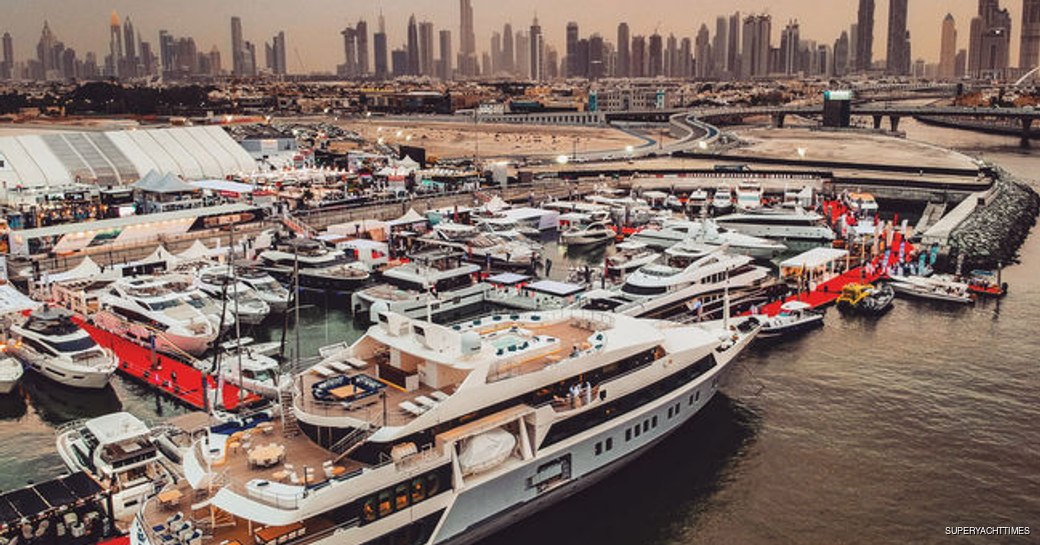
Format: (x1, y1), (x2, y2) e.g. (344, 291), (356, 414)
(915, 202), (948, 234)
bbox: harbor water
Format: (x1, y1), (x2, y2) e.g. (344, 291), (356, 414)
(0, 123), (1037, 544)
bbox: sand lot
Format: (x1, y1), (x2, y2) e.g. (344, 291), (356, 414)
(341, 118), (646, 160)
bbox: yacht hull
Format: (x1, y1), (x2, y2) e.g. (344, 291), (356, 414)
(11, 351), (115, 389)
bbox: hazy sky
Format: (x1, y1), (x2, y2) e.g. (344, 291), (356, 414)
(2, 1), (1027, 73)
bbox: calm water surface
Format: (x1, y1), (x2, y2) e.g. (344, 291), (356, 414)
(0, 123), (1036, 545)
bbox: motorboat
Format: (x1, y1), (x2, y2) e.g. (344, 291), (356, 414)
(258, 239), (371, 292)
(204, 348), (281, 399)
(351, 249), (489, 323)
(475, 216), (541, 239)
(0, 356), (24, 394)
(159, 272), (236, 333)
(94, 276), (219, 357)
(576, 246), (771, 318)
(688, 189), (709, 211)
(633, 220), (786, 259)
(130, 309), (760, 545)
(887, 275), (974, 304)
(56, 412), (175, 523)
(424, 222), (542, 269)
(712, 185), (733, 213)
(236, 267), (291, 313)
(836, 283), (895, 315)
(197, 266), (272, 325)
(734, 182), (763, 211)
(606, 241), (660, 277)
(715, 207), (835, 243)
(6, 306), (117, 389)
(757, 301), (825, 340)
(560, 221), (615, 246)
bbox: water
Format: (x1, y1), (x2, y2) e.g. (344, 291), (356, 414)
(1, 123), (1037, 543)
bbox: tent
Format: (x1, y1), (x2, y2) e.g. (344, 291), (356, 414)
(177, 240), (213, 261)
(132, 170), (199, 194)
(396, 156), (420, 169)
(482, 196), (509, 213)
(43, 256), (102, 284)
(0, 284), (41, 316)
(390, 208), (426, 226)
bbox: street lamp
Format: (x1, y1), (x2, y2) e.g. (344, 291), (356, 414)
(556, 155), (570, 165)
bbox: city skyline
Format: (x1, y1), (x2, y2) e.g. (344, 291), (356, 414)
(0, 0), (1036, 76)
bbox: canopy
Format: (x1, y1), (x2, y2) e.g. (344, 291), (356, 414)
(526, 280), (585, 297)
(779, 247), (849, 270)
(190, 179), (256, 196)
(396, 155), (420, 169)
(177, 240), (213, 261)
(43, 256), (101, 284)
(390, 208), (426, 226)
(642, 190), (669, 199)
(132, 170), (199, 194)
(780, 300), (813, 312)
(486, 272), (531, 285)
(0, 283), (41, 315)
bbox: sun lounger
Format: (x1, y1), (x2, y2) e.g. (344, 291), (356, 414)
(415, 395), (438, 409)
(318, 342), (350, 358)
(346, 357), (369, 370)
(430, 390), (450, 402)
(310, 365), (335, 378)
(324, 360), (351, 373)
(399, 401), (426, 417)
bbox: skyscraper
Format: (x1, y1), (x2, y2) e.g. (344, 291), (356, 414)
(341, 27), (358, 77)
(419, 21), (435, 77)
(439, 29), (453, 80)
(271, 31), (287, 75)
(515, 30), (530, 78)
(1022, 0), (1040, 71)
(491, 31), (502, 74)
(713, 16), (729, 76)
(529, 16), (543, 80)
(566, 22), (579, 77)
(231, 16), (245, 76)
(939, 14), (958, 79)
(695, 24), (712, 78)
(886, 0), (910, 75)
(631, 35), (646, 77)
(406, 15), (420, 76)
(374, 13), (388, 79)
(834, 30), (850, 76)
(780, 20), (800, 75)
(968, 0), (1012, 77)
(109, 11), (123, 77)
(356, 20), (369, 76)
(648, 33), (663, 77)
(741, 14), (771, 78)
(617, 23), (630, 77)
(727, 12), (741, 75)
(458, 0), (477, 76)
(589, 34), (605, 79)
(856, 0), (875, 71)
(1, 32), (13, 80)
(666, 34), (679, 77)
(123, 16), (137, 77)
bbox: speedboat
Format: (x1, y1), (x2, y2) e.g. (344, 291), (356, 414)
(735, 182), (763, 211)
(7, 306), (117, 389)
(606, 241), (660, 277)
(258, 239), (371, 292)
(887, 276), (974, 304)
(712, 185), (733, 213)
(197, 266), (272, 325)
(715, 207), (835, 243)
(688, 189), (709, 211)
(758, 301), (825, 340)
(559, 221), (615, 246)
(236, 267), (291, 313)
(836, 283), (895, 315)
(0, 356), (24, 394)
(576, 246), (771, 318)
(56, 412), (175, 523)
(94, 276), (219, 357)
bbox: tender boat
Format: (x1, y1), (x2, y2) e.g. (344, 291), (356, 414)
(0, 356), (24, 394)
(56, 412), (175, 523)
(888, 276), (974, 304)
(94, 276), (219, 357)
(758, 301), (825, 339)
(559, 221), (615, 246)
(197, 266), (272, 325)
(130, 309), (760, 545)
(236, 267), (291, 313)
(7, 306), (118, 389)
(836, 283), (895, 315)
(712, 185), (733, 213)
(605, 241), (660, 277)
(688, 188), (709, 211)
(258, 239), (371, 292)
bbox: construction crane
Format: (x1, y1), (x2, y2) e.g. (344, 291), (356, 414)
(294, 47), (306, 74)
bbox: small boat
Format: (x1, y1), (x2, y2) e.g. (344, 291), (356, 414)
(836, 283), (895, 315)
(197, 266), (272, 325)
(688, 189), (709, 211)
(888, 276), (974, 304)
(712, 186), (733, 213)
(236, 267), (291, 313)
(7, 306), (118, 389)
(560, 221), (615, 246)
(965, 269), (1007, 297)
(735, 182), (763, 211)
(202, 349), (281, 399)
(758, 301), (825, 339)
(0, 356), (23, 394)
(606, 241), (659, 276)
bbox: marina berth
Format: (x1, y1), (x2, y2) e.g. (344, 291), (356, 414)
(130, 309), (759, 545)
(6, 306), (118, 389)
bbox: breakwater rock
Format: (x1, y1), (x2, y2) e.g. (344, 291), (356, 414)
(947, 169), (1040, 271)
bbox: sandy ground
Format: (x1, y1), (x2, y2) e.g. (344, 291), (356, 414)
(734, 127), (979, 170)
(340, 118), (646, 160)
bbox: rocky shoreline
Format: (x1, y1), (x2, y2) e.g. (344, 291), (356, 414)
(945, 168), (1040, 271)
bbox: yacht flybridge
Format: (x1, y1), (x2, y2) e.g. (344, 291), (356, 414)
(131, 309), (759, 545)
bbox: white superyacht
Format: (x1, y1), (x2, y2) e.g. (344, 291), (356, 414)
(130, 309), (759, 545)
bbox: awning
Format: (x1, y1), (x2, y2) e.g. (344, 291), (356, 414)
(526, 280), (585, 297)
(486, 272), (531, 285)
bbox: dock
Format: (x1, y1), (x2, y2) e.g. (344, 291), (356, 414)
(72, 317), (262, 412)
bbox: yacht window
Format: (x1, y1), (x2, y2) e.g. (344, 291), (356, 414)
(426, 474), (441, 496)
(146, 299), (180, 311)
(42, 336), (98, 353)
(605, 438), (613, 451)
(620, 284), (667, 296)
(594, 442), (602, 455)
(410, 477), (426, 503)
(377, 490), (393, 517)
(394, 484), (410, 510)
